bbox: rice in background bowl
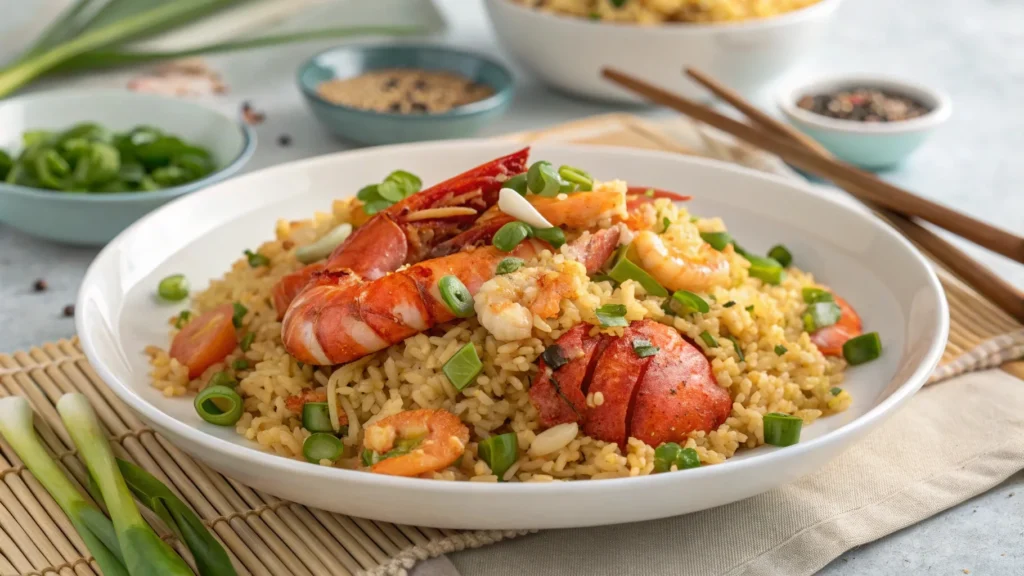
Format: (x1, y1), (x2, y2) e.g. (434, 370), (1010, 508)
(483, 0), (843, 102)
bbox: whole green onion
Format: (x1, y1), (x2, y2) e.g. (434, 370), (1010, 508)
(0, 397), (129, 576)
(438, 275), (475, 318)
(115, 459), (236, 576)
(58, 394), (193, 575)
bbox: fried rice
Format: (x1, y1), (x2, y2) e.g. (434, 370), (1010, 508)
(147, 178), (852, 482)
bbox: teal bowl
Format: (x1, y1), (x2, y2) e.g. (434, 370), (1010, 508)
(298, 44), (514, 145)
(0, 90), (255, 246)
(778, 75), (952, 170)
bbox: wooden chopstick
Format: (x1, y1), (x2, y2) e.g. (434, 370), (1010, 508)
(603, 68), (1024, 266)
(682, 68), (1024, 323)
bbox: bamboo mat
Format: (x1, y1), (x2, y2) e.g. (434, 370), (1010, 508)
(1, 114), (1021, 576)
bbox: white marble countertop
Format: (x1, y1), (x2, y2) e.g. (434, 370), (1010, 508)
(0, 0), (1020, 574)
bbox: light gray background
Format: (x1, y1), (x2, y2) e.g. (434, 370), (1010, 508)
(0, 1), (1020, 574)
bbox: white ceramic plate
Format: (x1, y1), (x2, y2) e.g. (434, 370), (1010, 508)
(77, 142), (948, 529)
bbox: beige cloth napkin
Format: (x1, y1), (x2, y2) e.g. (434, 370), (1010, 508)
(442, 368), (1024, 576)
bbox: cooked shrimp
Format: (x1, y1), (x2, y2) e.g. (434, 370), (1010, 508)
(362, 409), (469, 477)
(474, 260), (586, 341)
(631, 229), (731, 293)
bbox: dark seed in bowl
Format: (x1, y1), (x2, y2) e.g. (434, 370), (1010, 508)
(316, 69), (494, 115)
(33, 278), (48, 292)
(796, 88), (930, 123)
(62, 304), (75, 317)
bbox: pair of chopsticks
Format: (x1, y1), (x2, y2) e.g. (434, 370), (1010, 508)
(602, 67), (1024, 324)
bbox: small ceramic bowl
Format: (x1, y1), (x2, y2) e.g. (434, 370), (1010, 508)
(297, 44), (514, 145)
(778, 75), (952, 169)
(0, 90), (255, 245)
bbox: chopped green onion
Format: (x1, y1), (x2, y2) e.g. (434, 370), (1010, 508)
(526, 161), (562, 197)
(642, 188), (654, 198)
(443, 342), (482, 390)
(231, 359), (249, 371)
(632, 338), (659, 358)
(700, 231), (732, 251)
(493, 221), (531, 252)
(802, 287), (834, 304)
(609, 247), (668, 297)
(479, 433), (519, 480)
(174, 310), (191, 329)
(590, 274), (618, 286)
(532, 226), (566, 249)
(503, 172), (528, 195)
(231, 302), (247, 328)
(295, 223), (353, 264)
(595, 304), (629, 327)
(438, 275), (475, 318)
(768, 245), (793, 268)
(744, 254), (785, 285)
(763, 412), (802, 447)
(557, 165), (593, 191)
(301, 402), (334, 433)
(745, 305), (755, 313)
(157, 274), (189, 301)
(496, 257), (524, 275)
(671, 290), (709, 314)
(244, 249), (270, 268)
(775, 345), (788, 356)
(802, 301), (842, 332)
(699, 330), (718, 348)
(653, 442), (682, 473)
(541, 345), (568, 370)
(240, 332), (255, 352)
(662, 217), (671, 233)
(677, 447), (701, 469)
(303, 433), (343, 463)
(689, 215), (700, 223)
(843, 332), (882, 365)
(723, 301), (736, 308)
(830, 387), (843, 396)
(727, 336), (745, 362)
(207, 371), (236, 388)
(193, 385), (243, 426)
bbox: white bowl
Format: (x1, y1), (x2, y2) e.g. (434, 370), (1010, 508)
(778, 75), (952, 169)
(77, 141), (947, 530)
(482, 0), (843, 103)
(0, 90), (255, 245)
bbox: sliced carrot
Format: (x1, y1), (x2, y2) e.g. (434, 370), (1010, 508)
(169, 303), (237, 379)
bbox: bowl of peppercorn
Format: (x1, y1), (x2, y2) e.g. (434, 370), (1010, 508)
(297, 44), (515, 145)
(778, 75), (952, 169)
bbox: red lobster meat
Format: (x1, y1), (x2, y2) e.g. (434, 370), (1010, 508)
(529, 320), (732, 447)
